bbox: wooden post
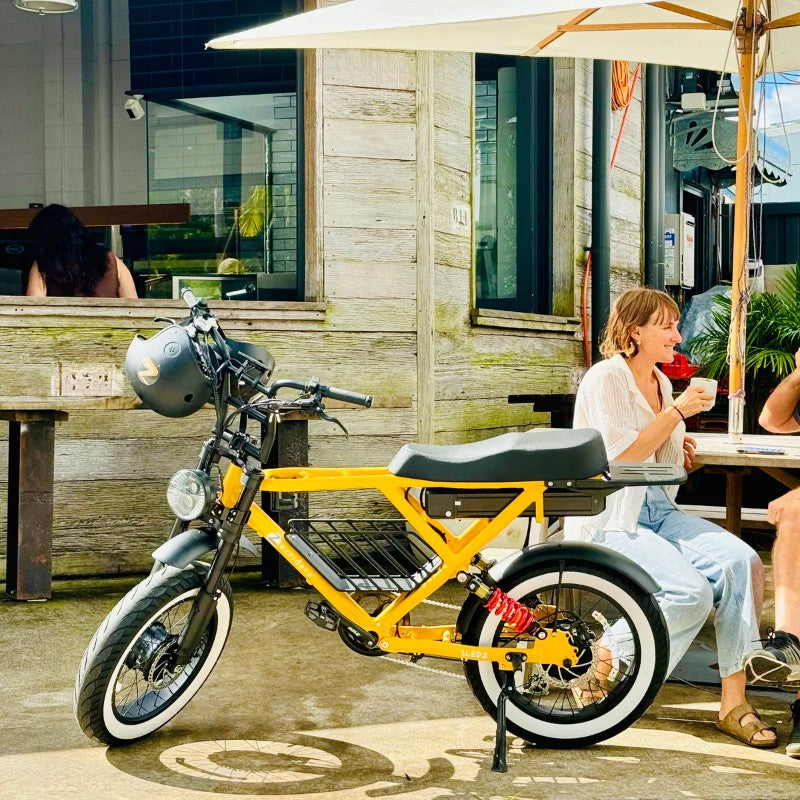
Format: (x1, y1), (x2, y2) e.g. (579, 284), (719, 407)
(3, 410), (68, 600)
(261, 418), (309, 588)
(728, 2), (760, 439)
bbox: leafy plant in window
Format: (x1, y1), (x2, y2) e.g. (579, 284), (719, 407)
(688, 264), (800, 433)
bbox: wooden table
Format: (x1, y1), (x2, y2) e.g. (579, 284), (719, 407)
(691, 432), (800, 535)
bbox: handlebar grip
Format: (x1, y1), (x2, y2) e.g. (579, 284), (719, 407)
(181, 287), (199, 308)
(320, 384), (373, 408)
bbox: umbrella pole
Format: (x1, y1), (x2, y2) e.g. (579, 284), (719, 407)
(728, 3), (759, 440)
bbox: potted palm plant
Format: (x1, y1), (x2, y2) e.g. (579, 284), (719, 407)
(688, 264), (800, 433)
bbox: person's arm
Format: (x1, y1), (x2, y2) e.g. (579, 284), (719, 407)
(580, 367), (711, 463)
(759, 347), (800, 433)
(115, 257), (139, 299)
(25, 262), (46, 296)
(617, 384), (711, 461)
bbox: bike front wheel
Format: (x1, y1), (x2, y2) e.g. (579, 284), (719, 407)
(74, 564), (233, 745)
(462, 560), (668, 748)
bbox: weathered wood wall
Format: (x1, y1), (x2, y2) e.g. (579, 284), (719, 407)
(0, 52), (646, 579)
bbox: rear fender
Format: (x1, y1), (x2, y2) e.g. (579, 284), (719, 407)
(456, 540), (659, 635)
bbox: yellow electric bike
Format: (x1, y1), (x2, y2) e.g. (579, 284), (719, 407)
(75, 290), (680, 771)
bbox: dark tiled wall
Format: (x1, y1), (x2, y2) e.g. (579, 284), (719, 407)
(129, 0), (298, 98)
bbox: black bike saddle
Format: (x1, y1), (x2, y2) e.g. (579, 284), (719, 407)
(388, 428), (608, 483)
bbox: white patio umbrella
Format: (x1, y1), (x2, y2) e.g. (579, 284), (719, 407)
(208, 0), (800, 437)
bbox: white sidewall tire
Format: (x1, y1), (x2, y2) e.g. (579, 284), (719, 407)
(474, 570), (658, 742)
(101, 587), (232, 741)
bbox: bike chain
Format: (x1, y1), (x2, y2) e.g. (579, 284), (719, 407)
(379, 655), (466, 680)
(421, 598), (461, 610)
(376, 598), (465, 679)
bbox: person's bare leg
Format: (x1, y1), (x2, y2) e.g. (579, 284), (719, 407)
(773, 516), (800, 640)
(772, 518), (800, 753)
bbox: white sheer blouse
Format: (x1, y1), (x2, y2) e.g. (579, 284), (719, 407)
(562, 353), (685, 541)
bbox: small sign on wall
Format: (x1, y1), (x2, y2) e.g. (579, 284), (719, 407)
(450, 203), (470, 235)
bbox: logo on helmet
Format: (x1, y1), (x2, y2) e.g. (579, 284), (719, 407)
(138, 356), (160, 385)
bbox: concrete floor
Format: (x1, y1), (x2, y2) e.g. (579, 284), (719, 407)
(2, 571), (800, 800)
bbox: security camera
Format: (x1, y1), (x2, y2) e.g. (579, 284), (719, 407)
(124, 94), (145, 120)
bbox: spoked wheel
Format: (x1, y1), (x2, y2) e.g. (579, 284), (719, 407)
(74, 564), (233, 745)
(462, 560), (668, 748)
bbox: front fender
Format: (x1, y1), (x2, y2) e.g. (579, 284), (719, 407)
(152, 528), (219, 568)
(152, 528), (261, 569)
(456, 541), (659, 636)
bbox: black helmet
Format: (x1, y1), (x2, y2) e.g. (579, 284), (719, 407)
(222, 338), (275, 401)
(125, 325), (213, 417)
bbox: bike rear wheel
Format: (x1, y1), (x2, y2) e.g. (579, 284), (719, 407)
(74, 564), (233, 745)
(462, 560), (668, 748)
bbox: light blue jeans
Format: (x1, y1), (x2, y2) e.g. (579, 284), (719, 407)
(591, 486), (763, 678)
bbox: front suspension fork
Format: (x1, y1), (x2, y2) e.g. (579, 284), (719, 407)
(172, 463), (264, 668)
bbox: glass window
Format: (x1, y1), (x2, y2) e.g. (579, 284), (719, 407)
(474, 55), (553, 314)
(127, 93), (300, 301)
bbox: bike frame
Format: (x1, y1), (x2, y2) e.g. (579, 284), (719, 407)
(220, 462), (577, 671)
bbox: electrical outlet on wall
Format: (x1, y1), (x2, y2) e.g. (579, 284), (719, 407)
(58, 364), (115, 397)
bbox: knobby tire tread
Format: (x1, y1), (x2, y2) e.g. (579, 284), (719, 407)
(74, 565), (232, 745)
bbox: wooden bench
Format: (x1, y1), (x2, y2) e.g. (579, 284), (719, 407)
(679, 503), (774, 530)
(508, 393), (576, 427)
(1, 397), (139, 600)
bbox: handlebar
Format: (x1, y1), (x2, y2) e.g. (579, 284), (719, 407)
(265, 377), (372, 408)
(321, 384), (373, 408)
(175, 290), (373, 410)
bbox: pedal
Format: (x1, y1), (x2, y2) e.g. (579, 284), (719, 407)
(305, 600), (339, 632)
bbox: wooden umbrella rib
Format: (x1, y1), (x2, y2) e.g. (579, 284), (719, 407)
(528, 4), (730, 53)
(559, 21), (727, 31)
(651, 2), (733, 30)
(531, 8), (599, 52)
(764, 12), (800, 30)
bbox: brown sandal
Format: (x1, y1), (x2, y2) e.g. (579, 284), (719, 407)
(716, 703), (778, 749)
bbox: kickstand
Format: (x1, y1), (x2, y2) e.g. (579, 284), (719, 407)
(492, 653), (524, 773)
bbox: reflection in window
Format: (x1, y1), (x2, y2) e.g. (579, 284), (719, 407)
(474, 55), (553, 314)
(132, 93), (299, 301)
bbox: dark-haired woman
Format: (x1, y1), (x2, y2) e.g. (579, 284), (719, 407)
(25, 204), (138, 298)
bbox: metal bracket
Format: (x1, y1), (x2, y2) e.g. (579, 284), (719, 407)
(271, 491), (299, 511)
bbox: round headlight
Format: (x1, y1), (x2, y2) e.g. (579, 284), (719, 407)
(167, 469), (213, 521)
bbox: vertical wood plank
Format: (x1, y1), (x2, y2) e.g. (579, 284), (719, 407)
(304, 46), (324, 301)
(416, 53), (435, 444)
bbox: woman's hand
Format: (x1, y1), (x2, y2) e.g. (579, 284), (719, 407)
(682, 435), (696, 469)
(672, 385), (713, 419)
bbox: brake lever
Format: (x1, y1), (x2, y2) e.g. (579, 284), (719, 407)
(294, 394), (350, 437)
(316, 407), (349, 437)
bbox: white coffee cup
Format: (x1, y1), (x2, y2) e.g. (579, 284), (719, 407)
(689, 376), (718, 411)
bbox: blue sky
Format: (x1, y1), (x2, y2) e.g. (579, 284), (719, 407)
(742, 72), (800, 126)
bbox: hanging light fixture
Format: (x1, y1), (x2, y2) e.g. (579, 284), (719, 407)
(14, 0), (79, 14)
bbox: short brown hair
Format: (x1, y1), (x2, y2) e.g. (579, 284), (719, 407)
(600, 287), (680, 358)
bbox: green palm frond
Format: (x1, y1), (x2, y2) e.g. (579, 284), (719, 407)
(688, 264), (800, 432)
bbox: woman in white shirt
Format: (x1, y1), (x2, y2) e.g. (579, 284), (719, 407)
(564, 287), (775, 748)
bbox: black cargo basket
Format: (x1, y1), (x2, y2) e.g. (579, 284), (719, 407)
(286, 519), (442, 592)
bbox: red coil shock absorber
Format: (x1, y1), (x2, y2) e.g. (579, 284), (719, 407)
(484, 587), (545, 637)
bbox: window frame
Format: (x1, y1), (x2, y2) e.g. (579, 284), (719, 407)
(474, 55), (554, 316)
